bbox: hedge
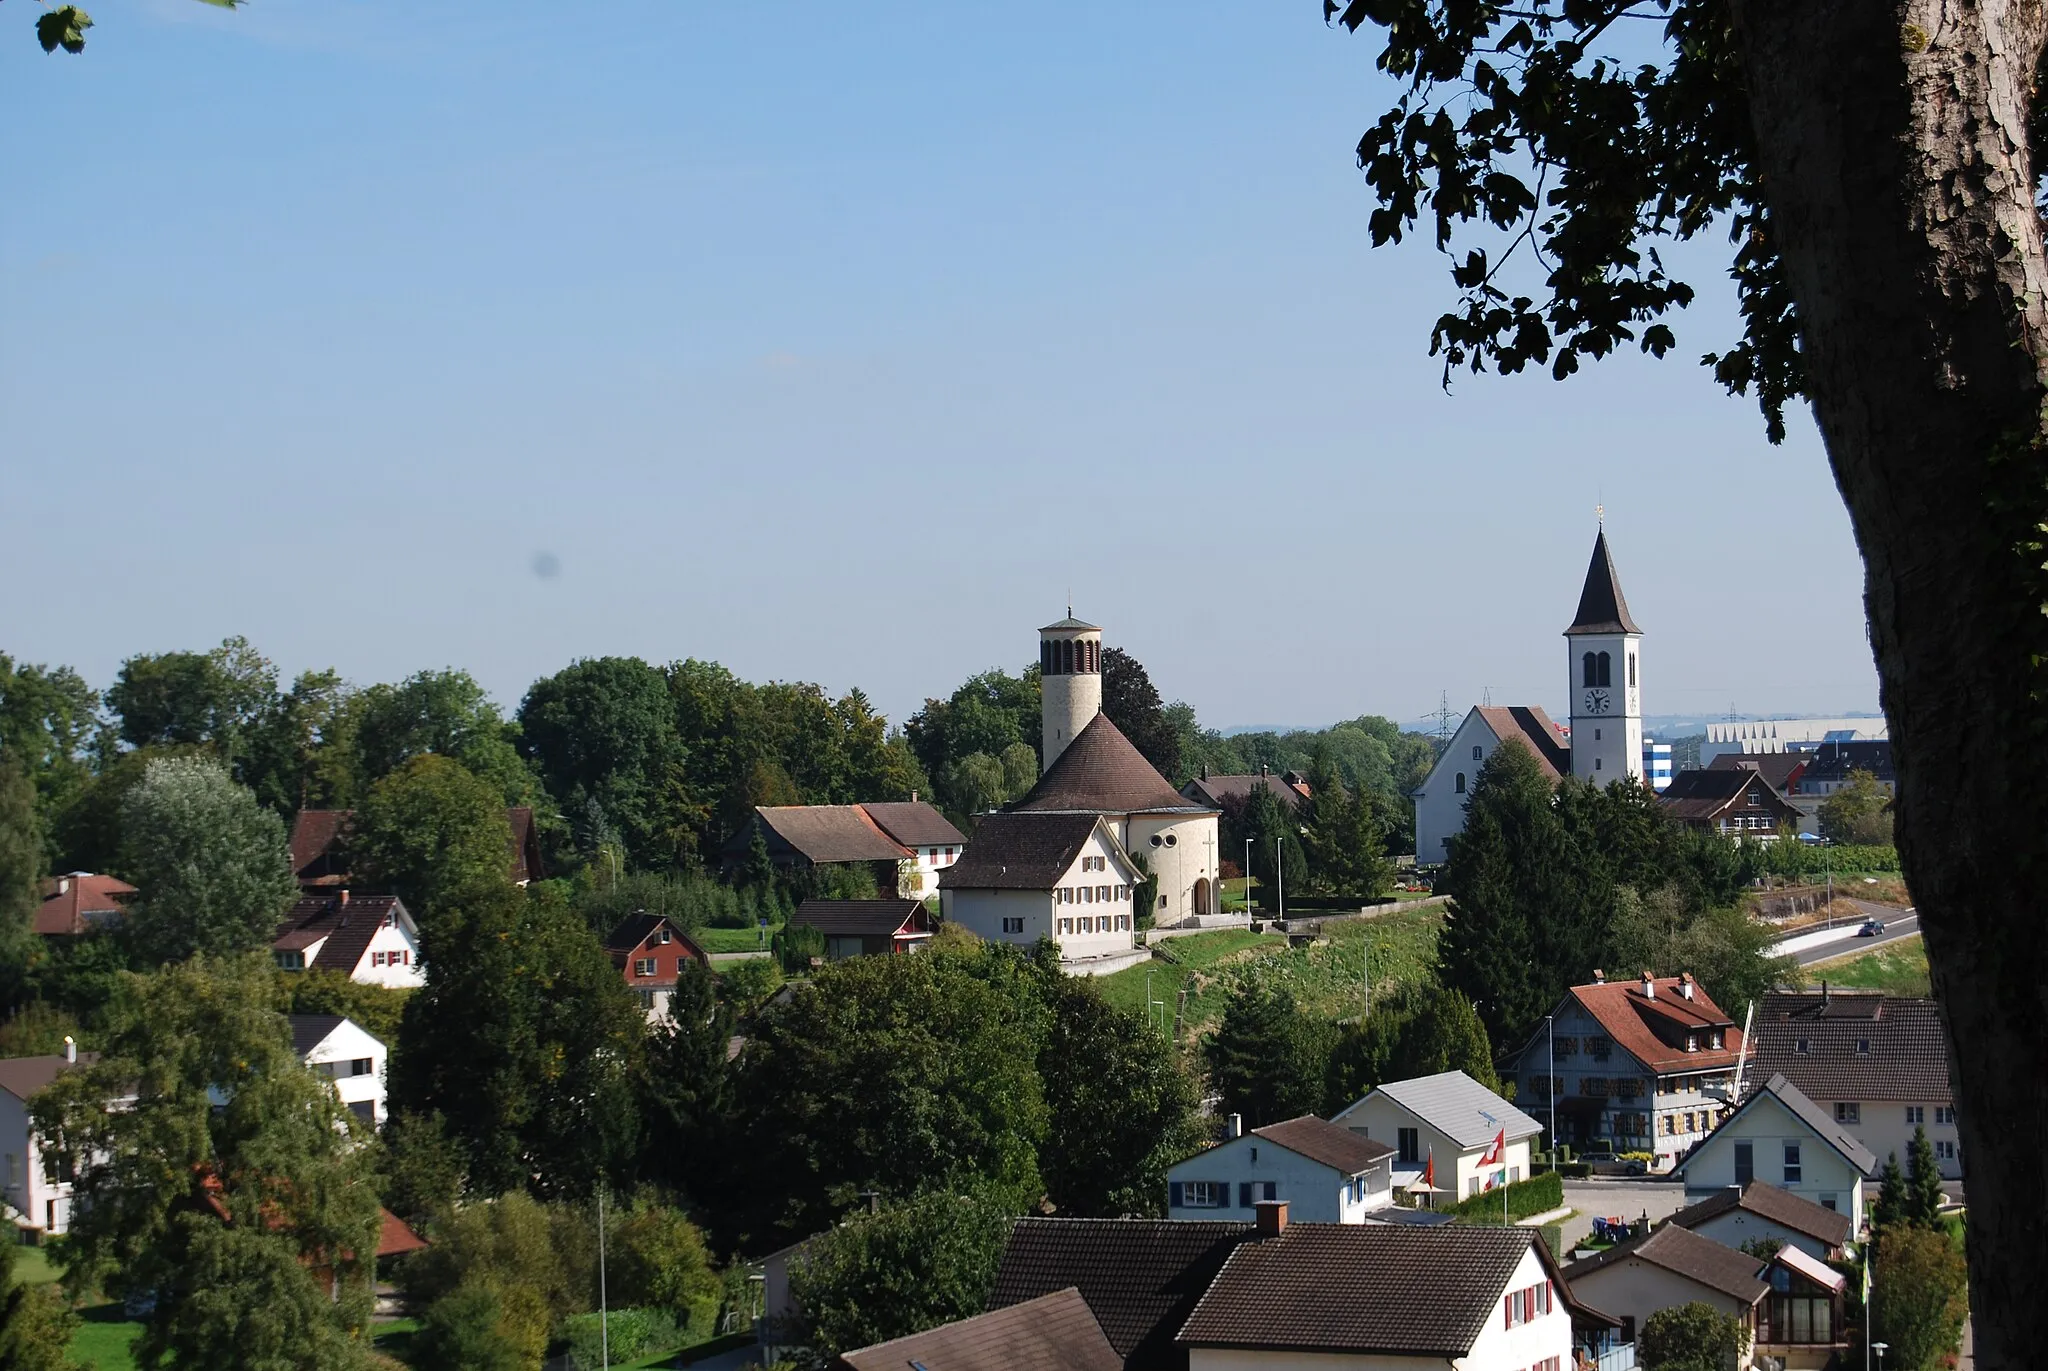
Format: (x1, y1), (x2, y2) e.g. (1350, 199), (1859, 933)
(1740, 841), (1900, 879)
(563, 1309), (682, 1371)
(1448, 1171), (1565, 1224)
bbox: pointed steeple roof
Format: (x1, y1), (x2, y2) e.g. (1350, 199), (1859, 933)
(1564, 528), (1641, 636)
(1012, 713), (1210, 815)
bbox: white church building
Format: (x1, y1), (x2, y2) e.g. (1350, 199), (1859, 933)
(1413, 529), (1646, 864)
(940, 613), (1221, 972)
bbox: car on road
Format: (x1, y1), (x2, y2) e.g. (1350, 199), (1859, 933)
(1860, 918), (1887, 936)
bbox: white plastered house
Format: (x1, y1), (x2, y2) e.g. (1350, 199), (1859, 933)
(1677, 1074), (1877, 1234)
(1167, 1115), (1395, 1223)
(938, 812), (1148, 975)
(1332, 1069), (1544, 1201)
(289, 1014), (389, 1128)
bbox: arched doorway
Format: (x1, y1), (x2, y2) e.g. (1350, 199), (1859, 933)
(1193, 876), (1213, 918)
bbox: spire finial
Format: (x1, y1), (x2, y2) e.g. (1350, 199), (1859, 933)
(1596, 501), (1605, 527)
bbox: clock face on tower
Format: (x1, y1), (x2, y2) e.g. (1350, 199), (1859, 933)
(1583, 689), (1611, 715)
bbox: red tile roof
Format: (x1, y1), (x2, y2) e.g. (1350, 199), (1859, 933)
(1564, 975), (1742, 1074)
(34, 873), (135, 936)
(377, 1208), (429, 1258)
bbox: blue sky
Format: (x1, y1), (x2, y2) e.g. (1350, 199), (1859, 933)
(0, 0), (1877, 732)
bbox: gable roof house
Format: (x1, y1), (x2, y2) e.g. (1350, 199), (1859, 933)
(289, 806), (545, 890)
(789, 898), (935, 961)
(1563, 1221), (1770, 1351)
(836, 1286), (1121, 1371)
(1657, 767), (1803, 840)
(1167, 1115), (1395, 1223)
(1175, 1207), (1599, 1371)
(1505, 971), (1743, 1167)
(1177, 766), (1312, 813)
(1678, 1074), (1878, 1233)
(35, 873), (135, 937)
(1745, 988), (1960, 1179)
(723, 804), (915, 895)
(1412, 705), (1573, 866)
(272, 894), (423, 988)
(1798, 739), (1895, 795)
(1665, 1179), (1855, 1261)
(290, 1014), (389, 1128)
(603, 912), (709, 1022)
(858, 800), (970, 899)
(1007, 713), (1223, 928)
(1, 1047), (99, 1237)
(1330, 1069), (1543, 1201)
(938, 812), (1148, 976)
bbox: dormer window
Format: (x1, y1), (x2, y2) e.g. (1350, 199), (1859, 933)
(659, 928), (672, 944)
(1795, 1038), (1811, 1055)
(1686, 1034), (1698, 1052)
(1857, 1039), (1871, 1055)
(1710, 1030), (1724, 1049)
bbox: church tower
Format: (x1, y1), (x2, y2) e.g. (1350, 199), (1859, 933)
(1565, 528), (1644, 787)
(1039, 612), (1103, 768)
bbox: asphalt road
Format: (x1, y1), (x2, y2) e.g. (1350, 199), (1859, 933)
(1776, 899), (1921, 966)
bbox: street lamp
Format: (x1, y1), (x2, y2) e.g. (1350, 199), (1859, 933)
(1244, 838), (1253, 916)
(1871, 1342), (1888, 1371)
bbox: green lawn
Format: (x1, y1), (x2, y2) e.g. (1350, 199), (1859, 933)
(1804, 936), (1930, 996)
(14, 1243), (61, 1286)
(1100, 906), (1446, 1042)
(71, 1306), (143, 1371)
(373, 1318), (421, 1364)
(689, 924), (779, 954)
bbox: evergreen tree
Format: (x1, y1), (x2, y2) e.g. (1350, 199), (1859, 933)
(0, 757), (42, 1016)
(1100, 647), (1182, 780)
(1904, 1124), (1946, 1228)
(1324, 982), (1496, 1111)
(642, 962), (736, 1202)
(1204, 980), (1329, 1128)
(1236, 784), (1303, 913)
(1873, 1151), (1907, 1234)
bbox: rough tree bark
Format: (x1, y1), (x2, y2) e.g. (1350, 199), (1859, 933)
(1727, 3), (2048, 1364)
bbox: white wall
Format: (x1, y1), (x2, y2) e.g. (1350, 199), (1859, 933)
(1411, 711), (1498, 866)
(897, 844), (962, 900)
(1566, 1257), (1755, 1355)
(0, 1087), (70, 1235)
(1688, 1208), (1838, 1263)
(1827, 1100), (1962, 1180)
(1124, 812), (1221, 925)
(1167, 1134), (1390, 1224)
(302, 1019), (389, 1128)
(1040, 630), (1102, 767)
(1567, 633), (1644, 788)
(1332, 1094), (1536, 1200)
(943, 887), (1053, 948)
(354, 916), (424, 988)
(1684, 1094), (1866, 1232)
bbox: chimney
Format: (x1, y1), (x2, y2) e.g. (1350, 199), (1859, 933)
(1254, 1199), (1289, 1237)
(63, 1036), (76, 1064)
(1227, 1113), (1244, 1140)
(1260, 763), (1269, 777)
(1593, 968), (1605, 984)
(1680, 973), (1696, 1001)
(337, 888), (350, 907)
(1820, 980), (1830, 1011)
(1640, 970), (1656, 999)
(57, 876), (70, 895)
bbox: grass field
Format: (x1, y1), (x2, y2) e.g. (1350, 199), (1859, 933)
(689, 924), (778, 954)
(1100, 905), (1445, 1043)
(1804, 936), (1930, 996)
(14, 1243), (61, 1285)
(71, 1306), (143, 1371)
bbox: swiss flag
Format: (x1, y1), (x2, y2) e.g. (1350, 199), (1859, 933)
(1481, 1128), (1505, 1166)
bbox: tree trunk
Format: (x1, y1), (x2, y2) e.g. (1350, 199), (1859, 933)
(1727, 3), (2048, 1365)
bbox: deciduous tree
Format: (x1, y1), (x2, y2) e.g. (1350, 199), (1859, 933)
(1871, 1226), (1970, 1371)
(0, 1237), (86, 1371)
(1637, 1301), (1747, 1371)
(349, 754), (513, 922)
(1101, 647), (1182, 780)
(116, 758), (299, 965)
(1819, 770), (1894, 846)
(518, 657), (682, 870)
(0, 758), (41, 1015)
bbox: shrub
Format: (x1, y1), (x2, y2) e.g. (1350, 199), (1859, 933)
(773, 923), (826, 974)
(564, 1308), (682, 1371)
(718, 956), (783, 1008)
(1639, 1301), (1747, 1371)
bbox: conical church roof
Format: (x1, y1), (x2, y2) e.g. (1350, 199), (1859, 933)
(1012, 713), (1210, 815)
(1564, 528), (1642, 636)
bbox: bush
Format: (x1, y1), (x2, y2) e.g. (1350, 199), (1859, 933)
(1639, 1301), (1747, 1371)
(773, 923), (826, 974)
(1448, 1171), (1563, 1223)
(564, 1308), (682, 1370)
(718, 956), (784, 1008)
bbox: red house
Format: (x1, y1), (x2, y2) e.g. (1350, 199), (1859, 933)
(604, 912), (708, 1021)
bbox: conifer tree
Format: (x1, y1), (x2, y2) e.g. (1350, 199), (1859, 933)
(1873, 1151), (1907, 1234)
(1904, 1124), (1946, 1229)
(1204, 980), (1328, 1127)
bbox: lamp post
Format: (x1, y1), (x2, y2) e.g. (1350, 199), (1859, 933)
(1273, 834), (1285, 921)
(1244, 838), (1253, 916)
(1546, 1014), (1556, 1153)
(1871, 1342), (1888, 1371)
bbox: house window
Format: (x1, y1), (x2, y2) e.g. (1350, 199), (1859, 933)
(1710, 1030), (1725, 1049)
(1686, 1034), (1698, 1052)
(1001, 917), (1024, 935)
(1835, 1102), (1861, 1125)
(1396, 1127), (1419, 1164)
(1735, 1141), (1754, 1184)
(1079, 917), (1095, 933)
(1237, 1181), (1277, 1208)
(1455, 773), (1467, 794)
(1783, 1143), (1802, 1185)
(1856, 1039), (1871, 1055)
(634, 958), (655, 976)
(1795, 1038), (1811, 1055)
(1935, 1140), (1958, 1161)
(1115, 915), (1131, 931)
(276, 951), (306, 972)
(1595, 757), (1603, 770)
(658, 927), (671, 944)
(945, 846), (954, 859)
(371, 952), (384, 968)
(1748, 790), (1762, 807)
(1936, 1106), (1956, 1124)
(1473, 745), (1483, 760)
(1058, 919), (1073, 935)
(1097, 885), (1110, 901)
(1179, 1180), (1227, 1208)
(1906, 1106), (1924, 1124)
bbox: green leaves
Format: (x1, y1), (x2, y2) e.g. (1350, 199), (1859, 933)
(35, 7), (91, 54)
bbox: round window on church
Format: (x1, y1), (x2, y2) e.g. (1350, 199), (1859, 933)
(1164, 834), (1177, 846)
(1150, 835), (1163, 847)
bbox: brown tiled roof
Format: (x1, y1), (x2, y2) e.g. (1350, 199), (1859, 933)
(377, 1208), (430, 1258)
(1747, 991), (1951, 1104)
(790, 898), (933, 939)
(1707, 752), (1810, 790)
(749, 806), (914, 864)
(1012, 714), (1210, 815)
(0, 1053), (97, 1103)
(1178, 774), (1308, 811)
(1564, 1222), (1768, 1305)
(274, 895), (405, 977)
(989, 1218), (1252, 1371)
(1657, 768), (1800, 822)
(1563, 976), (1742, 1074)
(1564, 528), (1642, 636)
(1665, 1180), (1853, 1250)
(1178, 1224), (1545, 1356)
(1800, 740), (1894, 787)
(1475, 705), (1573, 780)
(837, 1286), (1121, 1371)
(938, 814), (1126, 891)
(34, 873), (135, 936)
(1251, 1116), (1394, 1176)
(857, 801), (968, 849)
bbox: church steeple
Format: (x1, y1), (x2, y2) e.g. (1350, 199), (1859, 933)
(1565, 528), (1641, 636)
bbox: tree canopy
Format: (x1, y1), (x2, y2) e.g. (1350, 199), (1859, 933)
(116, 758), (299, 965)
(349, 753), (514, 921)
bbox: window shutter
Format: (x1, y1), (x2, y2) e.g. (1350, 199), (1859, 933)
(1169, 1182), (1183, 1208)
(1238, 1182), (1252, 1209)
(1262, 1181), (1277, 1201)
